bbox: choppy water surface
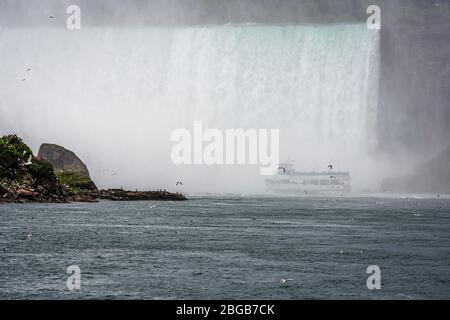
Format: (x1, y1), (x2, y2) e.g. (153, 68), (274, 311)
(0, 196), (449, 299)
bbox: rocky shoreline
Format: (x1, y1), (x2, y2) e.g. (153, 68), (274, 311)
(0, 181), (67, 203)
(0, 188), (186, 203)
(0, 135), (187, 203)
(99, 189), (186, 201)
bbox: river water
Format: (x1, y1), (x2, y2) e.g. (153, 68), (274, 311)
(0, 196), (449, 299)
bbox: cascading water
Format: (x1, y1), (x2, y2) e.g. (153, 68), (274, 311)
(0, 24), (380, 192)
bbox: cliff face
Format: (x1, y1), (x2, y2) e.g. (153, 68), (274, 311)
(382, 146), (450, 194)
(37, 144), (97, 191)
(378, 19), (450, 157)
(38, 143), (91, 177)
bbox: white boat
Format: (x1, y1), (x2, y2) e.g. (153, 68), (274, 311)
(265, 162), (351, 195)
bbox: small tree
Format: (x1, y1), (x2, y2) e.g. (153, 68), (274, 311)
(0, 134), (33, 178)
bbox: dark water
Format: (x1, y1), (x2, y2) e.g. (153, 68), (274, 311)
(0, 196), (449, 299)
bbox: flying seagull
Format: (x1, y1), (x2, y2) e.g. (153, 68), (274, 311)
(21, 78), (26, 81)
(176, 181), (183, 186)
(112, 172), (118, 176)
(49, 16), (55, 19)
(26, 68), (32, 72)
(278, 167), (286, 173)
(328, 164), (333, 170)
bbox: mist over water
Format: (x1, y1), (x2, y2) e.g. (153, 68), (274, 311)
(0, 24), (380, 193)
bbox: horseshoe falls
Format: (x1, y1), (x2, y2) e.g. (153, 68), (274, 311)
(0, 24), (380, 192)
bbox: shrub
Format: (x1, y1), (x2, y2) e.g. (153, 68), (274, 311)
(57, 171), (94, 190)
(29, 158), (56, 180)
(0, 134), (33, 178)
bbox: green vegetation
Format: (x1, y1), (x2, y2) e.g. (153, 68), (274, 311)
(0, 134), (99, 202)
(29, 158), (56, 180)
(0, 134), (32, 179)
(56, 170), (94, 191)
(0, 135), (60, 195)
(28, 157), (60, 194)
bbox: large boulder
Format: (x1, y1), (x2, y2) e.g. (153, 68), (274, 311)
(37, 144), (97, 191)
(38, 144), (90, 176)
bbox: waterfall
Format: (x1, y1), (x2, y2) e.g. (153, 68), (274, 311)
(0, 24), (380, 192)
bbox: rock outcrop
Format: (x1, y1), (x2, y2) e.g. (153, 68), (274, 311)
(37, 143), (97, 192)
(99, 189), (187, 201)
(38, 144), (90, 176)
(1, 134), (187, 203)
(0, 135), (65, 203)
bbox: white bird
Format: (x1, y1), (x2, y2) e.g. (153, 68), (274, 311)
(280, 278), (293, 284)
(24, 155), (33, 166)
(22, 234), (32, 241)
